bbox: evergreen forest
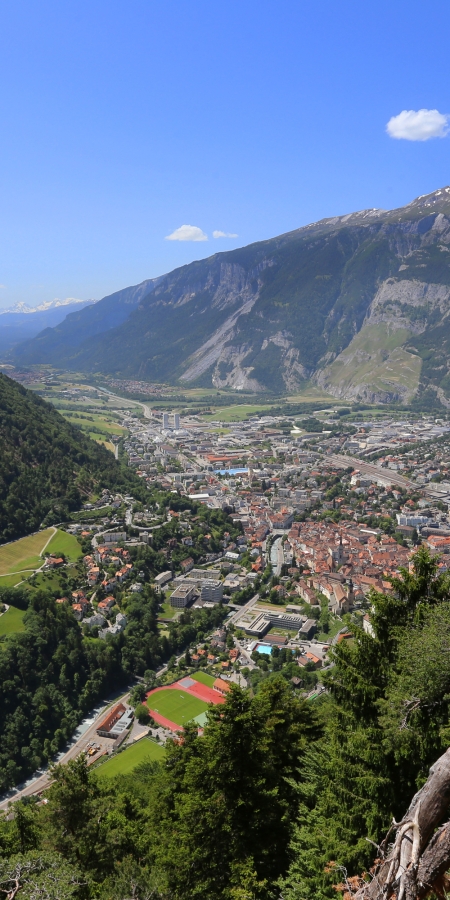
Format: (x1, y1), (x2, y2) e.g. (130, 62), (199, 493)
(0, 372), (148, 543)
(2, 548), (450, 899)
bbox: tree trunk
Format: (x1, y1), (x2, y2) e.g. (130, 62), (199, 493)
(354, 748), (450, 900)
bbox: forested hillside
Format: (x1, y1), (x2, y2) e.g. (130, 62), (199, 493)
(1, 548), (450, 900)
(0, 372), (146, 542)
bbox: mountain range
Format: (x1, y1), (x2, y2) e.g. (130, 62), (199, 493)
(0, 298), (94, 355)
(11, 187), (450, 405)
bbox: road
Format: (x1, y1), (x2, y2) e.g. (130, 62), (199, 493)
(91, 384), (153, 420)
(0, 639), (195, 810)
(0, 687), (133, 810)
(269, 536), (284, 576)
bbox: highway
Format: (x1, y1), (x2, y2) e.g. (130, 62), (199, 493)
(88, 384), (153, 420)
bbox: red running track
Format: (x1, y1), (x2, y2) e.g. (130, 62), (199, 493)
(146, 682), (225, 706)
(145, 680), (225, 734)
(186, 681), (225, 704)
(148, 709), (183, 732)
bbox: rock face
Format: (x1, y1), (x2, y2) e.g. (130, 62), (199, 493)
(315, 278), (450, 403)
(12, 187), (450, 405)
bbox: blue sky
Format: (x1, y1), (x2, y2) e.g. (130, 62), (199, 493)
(0, 0), (449, 308)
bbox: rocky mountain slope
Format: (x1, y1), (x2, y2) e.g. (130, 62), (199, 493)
(13, 187), (450, 405)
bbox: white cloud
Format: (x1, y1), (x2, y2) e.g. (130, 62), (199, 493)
(165, 224), (208, 242)
(213, 230), (238, 239)
(386, 109), (449, 141)
(0, 285), (6, 289)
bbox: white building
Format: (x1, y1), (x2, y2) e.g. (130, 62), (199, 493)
(170, 584), (197, 608)
(201, 580), (223, 603)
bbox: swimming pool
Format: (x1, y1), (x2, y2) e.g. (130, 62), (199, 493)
(214, 468), (248, 475)
(255, 643), (272, 655)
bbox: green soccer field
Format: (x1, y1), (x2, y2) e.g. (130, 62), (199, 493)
(192, 671), (216, 686)
(147, 688), (210, 725)
(96, 738), (165, 778)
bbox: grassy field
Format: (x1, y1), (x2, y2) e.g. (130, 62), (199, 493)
(192, 671), (216, 686)
(201, 404), (269, 422)
(93, 438), (115, 453)
(60, 410), (126, 436)
(158, 600), (178, 620)
(316, 618), (344, 643)
(96, 738), (165, 778)
(147, 688), (210, 725)
(0, 528), (55, 576)
(0, 572), (33, 587)
(45, 530), (83, 563)
(26, 564), (79, 594)
(0, 606), (25, 635)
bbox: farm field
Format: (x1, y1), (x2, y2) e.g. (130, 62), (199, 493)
(56, 409), (126, 436)
(44, 530), (82, 562)
(192, 671), (216, 687)
(147, 688), (210, 726)
(96, 738), (165, 778)
(0, 606), (25, 635)
(0, 528), (55, 576)
(200, 404), (269, 422)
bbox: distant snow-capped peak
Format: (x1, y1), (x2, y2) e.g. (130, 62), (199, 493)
(0, 297), (95, 315)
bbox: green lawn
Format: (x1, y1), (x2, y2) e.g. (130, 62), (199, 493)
(0, 572), (33, 587)
(147, 688), (210, 725)
(0, 528), (55, 576)
(96, 738), (165, 778)
(158, 600), (178, 620)
(316, 617), (344, 643)
(45, 530), (83, 563)
(192, 671), (216, 686)
(0, 606), (25, 635)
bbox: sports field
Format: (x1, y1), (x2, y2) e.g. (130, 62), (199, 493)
(0, 528), (55, 576)
(96, 738), (165, 778)
(192, 671), (216, 687)
(147, 688), (210, 726)
(0, 606), (25, 635)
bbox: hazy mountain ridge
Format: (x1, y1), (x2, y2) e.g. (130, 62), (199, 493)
(13, 187), (450, 405)
(0, 299), (94, 355)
